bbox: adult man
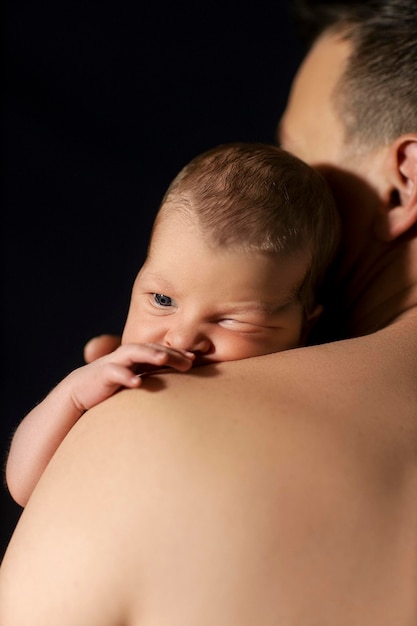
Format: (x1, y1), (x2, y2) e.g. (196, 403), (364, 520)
(1, 1), (416, 624)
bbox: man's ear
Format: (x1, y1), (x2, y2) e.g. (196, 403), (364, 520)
(375, 135), (417, 241)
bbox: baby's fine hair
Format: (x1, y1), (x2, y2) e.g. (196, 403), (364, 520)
(156, 142), (340, 312)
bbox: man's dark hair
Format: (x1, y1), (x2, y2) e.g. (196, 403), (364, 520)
(291, 0), (417, 146)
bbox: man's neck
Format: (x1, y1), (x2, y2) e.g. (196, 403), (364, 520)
(310, 233), (417, 343)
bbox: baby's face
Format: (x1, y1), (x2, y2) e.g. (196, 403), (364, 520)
(122, 213), (311, 363)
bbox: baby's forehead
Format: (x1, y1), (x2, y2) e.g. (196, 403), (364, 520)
(142, 243), (308, 301)
(151, 200), (199, 237)
(151, 199), (311, 268)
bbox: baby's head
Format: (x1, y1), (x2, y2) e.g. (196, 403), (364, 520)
(157, 142), (340, 314)
(122, 143), (340, 362)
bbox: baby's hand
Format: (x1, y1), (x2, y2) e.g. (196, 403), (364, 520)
(68, 343), (195, 412)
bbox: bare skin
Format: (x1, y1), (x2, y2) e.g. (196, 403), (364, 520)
(5, 343), (195, 506)
(6, 216), (312, 507)
(1, 318), (416, 625)
(1, 31), (417, 625)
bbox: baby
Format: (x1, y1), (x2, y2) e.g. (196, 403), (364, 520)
(6, 142), (340, 506)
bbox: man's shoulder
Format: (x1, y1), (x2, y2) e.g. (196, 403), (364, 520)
(85, 315), (417, 447)
(2, 317), (417, 625)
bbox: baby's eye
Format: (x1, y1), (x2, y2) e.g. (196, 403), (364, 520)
(219, 319), (259, 332)
(153, 293), (173, 307)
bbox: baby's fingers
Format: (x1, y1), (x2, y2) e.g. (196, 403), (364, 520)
(143, 343), (195, 372)
(103, 363), (143, 389)
(118, 343), (195, 373)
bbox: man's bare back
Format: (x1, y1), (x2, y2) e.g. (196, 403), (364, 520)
(1, 313), (416, 625)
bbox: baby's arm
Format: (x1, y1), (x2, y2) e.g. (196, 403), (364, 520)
(6, 343), (194, 507)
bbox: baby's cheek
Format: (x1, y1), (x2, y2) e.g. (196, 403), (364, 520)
(121, 315), (163, 346)
(213, 333), (267, 362)
(218, 328), (302, 361)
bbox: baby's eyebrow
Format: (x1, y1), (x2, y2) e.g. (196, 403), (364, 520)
(139, 271), (175, 290)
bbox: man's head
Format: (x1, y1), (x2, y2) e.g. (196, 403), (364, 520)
(279, 0), (417, 311)
(291, 0), (417, 149)
(121, 143), (340, 361)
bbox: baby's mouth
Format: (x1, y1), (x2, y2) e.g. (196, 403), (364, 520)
(190, 350), (217, 366)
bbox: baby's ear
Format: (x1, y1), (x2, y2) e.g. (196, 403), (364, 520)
(300, 304), (323, 344)
(374, 135), (417, 241)
(307, 304), (323, 326)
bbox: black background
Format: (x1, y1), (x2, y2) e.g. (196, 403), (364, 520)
(3, 0), (303, 557)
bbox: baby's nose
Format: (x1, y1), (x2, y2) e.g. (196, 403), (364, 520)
(165, 324), (212, 355)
